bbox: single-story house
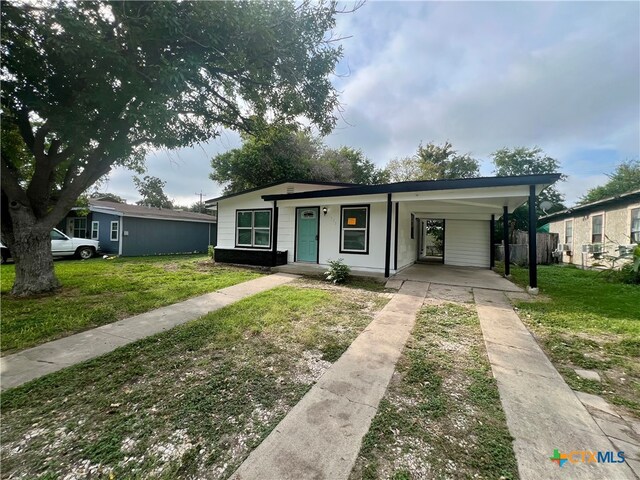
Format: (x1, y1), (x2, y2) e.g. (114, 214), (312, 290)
(205, 174), (561, 289)
(60, 200), (217, 256)
(540, 189), (640, 268)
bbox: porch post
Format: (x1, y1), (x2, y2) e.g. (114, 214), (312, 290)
(271, 200), (279, 267)
(503, 206), (510, 277)
(490, 214), (495, 269)
(393, 202), (399, 271)
(528, 185), (538, 291)
(384, 193), (392, 277)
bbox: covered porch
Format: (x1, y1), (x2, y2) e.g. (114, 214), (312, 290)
(392, 263), (522, 292)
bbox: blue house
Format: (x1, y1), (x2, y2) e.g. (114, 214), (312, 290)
(60, 200), (217, 256)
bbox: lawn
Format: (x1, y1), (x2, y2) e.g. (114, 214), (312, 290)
(350, 302), (518, 480)
(0, 280), (390, 479)
(499, 263), (640, 415)
(0, 255), (263, 354)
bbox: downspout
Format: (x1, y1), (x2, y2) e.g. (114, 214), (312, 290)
(384, 193), (392, 277)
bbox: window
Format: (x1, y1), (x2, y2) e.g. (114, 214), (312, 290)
(591, 214), (603, 244)
(110, 221), (119, 241)
(565, 220), (573, 245)
(50, 230), (67, 240)
(236, 210), (271, 248)
(631, 208), (640, 244)
(91, 221), (100, 240)
(341, 205), (369, 253)
(72, 218), (87, 238)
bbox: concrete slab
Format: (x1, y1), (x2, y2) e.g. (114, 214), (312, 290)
(474, 288), (637, 480)
(384, 278), (404, 290)
(595, 417), (640, 446)
(610, 438), (640, 461)
(426, 283), (473, 304)
(393, 263), (522, 292)
(229, 281), (428, 480)
(1, 273), (299, 391)
(574, 391), (622, 418)
(575, 369), (602, 382)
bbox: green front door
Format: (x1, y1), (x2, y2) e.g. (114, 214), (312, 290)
(296, 208), (319, 262)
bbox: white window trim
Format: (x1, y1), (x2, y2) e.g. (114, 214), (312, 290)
(91, 221), (100, 240)
(110, 221), (119, 241)
(591, 212), (605, 244)
(341, 206), (369, 253)
(630, 207), (640, 244)
(564, 219), (573, 249)
(235, 210), (271, 249)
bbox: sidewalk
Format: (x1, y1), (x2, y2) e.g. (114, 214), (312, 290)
(474, 288), (637, 480)
(0, 273), (299, 391)
(230, 280), (428, 480)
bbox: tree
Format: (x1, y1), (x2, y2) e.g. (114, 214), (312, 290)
(385, 141), (480, 182)
(580, 160), (640, 204)
(133, 176), (173, 209)
(491, 146), (566, 231)
(1, 1), (342, 295)
(210, 125), (386, 194)
(89, 192), (126, 204)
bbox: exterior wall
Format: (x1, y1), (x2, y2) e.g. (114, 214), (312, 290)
(396, 202), (418, 270)
(121, 217), (215, 256)
(444, 220), (490, 268)
(548, 202), (639, 268)
(92, 212), (121, 254)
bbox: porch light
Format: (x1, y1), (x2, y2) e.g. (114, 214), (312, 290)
(322, 207), (328, 215)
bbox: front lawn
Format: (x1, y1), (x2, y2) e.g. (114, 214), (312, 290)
(0, 255), (263, 354)
(350, 302), (518, 480)
(1, 280), (390, 479)
(501, 264), (640, 415)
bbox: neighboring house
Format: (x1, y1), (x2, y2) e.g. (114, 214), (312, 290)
(540, 189), (640, 268)
(60, 200), (217, 256)
(205, 175), (560, 287)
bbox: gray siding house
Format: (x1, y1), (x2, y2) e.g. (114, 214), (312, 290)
(60, 200), (217, 256)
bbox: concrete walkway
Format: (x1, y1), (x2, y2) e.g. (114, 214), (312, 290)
(0, 273), (299, 391)
(230, 281), (428, 480)
(474, 288), (637, 480)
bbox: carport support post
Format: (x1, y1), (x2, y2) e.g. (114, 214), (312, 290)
(271, 200), (279, 267)
(528, 185), (538, 291)
(503, 206), (510, 277)
(490, 214), (495, 269)
(384, 193), (392, 277)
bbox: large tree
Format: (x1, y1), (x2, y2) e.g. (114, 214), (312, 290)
(134, 175), (173, 209)
(385, 141), (480, 182)
(580, 160), (640, 204)
(492, 146), (565, 231)
(210, 124), (386, 194)
(1, 1), (342, 295)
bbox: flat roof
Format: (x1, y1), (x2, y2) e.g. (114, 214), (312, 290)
(261, 174), (562, 201)
(540, 189), (640, 223)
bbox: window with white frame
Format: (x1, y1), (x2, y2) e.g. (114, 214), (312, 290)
(565, 220), (573, 245)
(591, 214), (603, 244)
(341, 206), (369, 253)
(72, 218), (87, 238)
(236, 210), (271, 248)
(110, 221), (119, 241)
(91, 221), (99, 240)
(631, 208), (640, 244)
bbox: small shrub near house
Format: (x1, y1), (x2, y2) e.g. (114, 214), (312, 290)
(325, 259), (350, 284)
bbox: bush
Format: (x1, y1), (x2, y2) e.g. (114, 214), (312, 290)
(207, 245), (215, 260)
(325, 259), (350, 284)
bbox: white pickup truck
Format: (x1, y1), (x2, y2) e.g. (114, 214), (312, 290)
(1, 228), (100, 264)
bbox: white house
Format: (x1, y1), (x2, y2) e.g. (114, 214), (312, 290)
(206, 174), (561, 289)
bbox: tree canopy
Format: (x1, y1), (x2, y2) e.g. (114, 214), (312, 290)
(385, 141), (480, 182)
(210, 124), (387, 194)
(1, 0), (344, 295)
(133, 176), (173, 209)
(580, 160), (640, 204)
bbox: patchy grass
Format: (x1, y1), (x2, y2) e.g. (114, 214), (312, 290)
(0, 255), (263, 354)
(497, 263), (640, 416)
(350, 302), (518, 480)
(1, 281), (389, 479)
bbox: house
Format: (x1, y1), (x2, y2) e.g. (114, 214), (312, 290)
(205, 174), (561, 289)
(540, 189), (640, 268)
(60, 200), (217, 256)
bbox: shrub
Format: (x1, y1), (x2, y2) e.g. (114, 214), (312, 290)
(325, 259), (350, 284)
(207, 245), (215, 260)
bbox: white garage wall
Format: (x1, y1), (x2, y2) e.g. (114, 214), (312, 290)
(444, 219), (490, 268)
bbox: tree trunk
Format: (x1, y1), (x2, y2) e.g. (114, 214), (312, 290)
(4, 202), (60, 296)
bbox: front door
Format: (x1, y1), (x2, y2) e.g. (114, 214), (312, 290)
(296, 207), (319, 263)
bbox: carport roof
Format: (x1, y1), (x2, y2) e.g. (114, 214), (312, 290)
(261, 173), (562, 201)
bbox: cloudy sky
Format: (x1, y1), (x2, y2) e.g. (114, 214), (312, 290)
(104, 1), (640, 206)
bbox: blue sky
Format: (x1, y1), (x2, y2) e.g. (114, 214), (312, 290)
(105, 1), (640, 205)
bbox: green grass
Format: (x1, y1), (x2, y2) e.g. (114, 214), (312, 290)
(350, 303), (518, 480)
(498, 263), (640, 414)
(0, 255), (263, 353)
(1, 283), (389, 479)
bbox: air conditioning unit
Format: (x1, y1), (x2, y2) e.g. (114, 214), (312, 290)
(583, 244), (603, 254)
(557, 244), (571, 252)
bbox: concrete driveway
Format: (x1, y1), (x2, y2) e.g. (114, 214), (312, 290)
(392, 263), (522, 291)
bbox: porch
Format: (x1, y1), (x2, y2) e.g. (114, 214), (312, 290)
(392, 263), (522, 292)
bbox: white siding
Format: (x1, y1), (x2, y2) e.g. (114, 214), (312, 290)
(396, 202), (418, 270)
(444, 220), (490, 268)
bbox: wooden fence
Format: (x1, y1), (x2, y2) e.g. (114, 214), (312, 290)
(494, 230), (559, 265)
